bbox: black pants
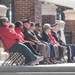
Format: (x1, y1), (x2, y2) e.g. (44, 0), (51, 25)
(58, 45), (64, 58)
(23, 42), (40, 55)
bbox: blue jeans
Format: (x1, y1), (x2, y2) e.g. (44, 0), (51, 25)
(69, 44), (75, 60)
(63, 44), (75, 60)
(49, 44), (55, 58)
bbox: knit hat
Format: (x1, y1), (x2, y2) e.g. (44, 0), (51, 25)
(43, 23), (51, 30)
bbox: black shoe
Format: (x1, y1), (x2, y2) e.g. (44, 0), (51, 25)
(68, 60), (75, 63)
(45, 58), (53, 64)
(39, 60), (48, 64)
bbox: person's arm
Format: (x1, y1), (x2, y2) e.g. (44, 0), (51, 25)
(4, 27), (22, 40)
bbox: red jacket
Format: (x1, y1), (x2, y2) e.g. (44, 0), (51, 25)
(48, 32), (59, 45)
(15, 28), (25, 43)
(15, 28), (34, 44)
(0, 25), (22, 50)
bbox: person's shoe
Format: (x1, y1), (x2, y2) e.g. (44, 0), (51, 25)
(45, 58), (53, 64)
(39, 60), (48, 64)
(56, 58), (64, 64)
(50, 59), (57, 64)
(60, 58), (66, 63)
(29, 56), (43, 66)
(68, 60), (75, 63)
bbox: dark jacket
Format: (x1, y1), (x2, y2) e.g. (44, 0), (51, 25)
(34, 30), (43, 41)
(51, 30), (65, 45)
(42, 31), (52, 43)
(23, 27), (40, 44)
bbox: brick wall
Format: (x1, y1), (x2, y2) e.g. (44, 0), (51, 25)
(34, 0), (42, 23)
(14, 0), (42, 23)
(65, 20), (75, 44)
(42, 15), (55, 25)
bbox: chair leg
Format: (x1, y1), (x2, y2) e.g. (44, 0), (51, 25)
(1, 52), (26, 66)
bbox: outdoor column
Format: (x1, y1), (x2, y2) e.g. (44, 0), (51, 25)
(0, 5), (8, 17)
(42, 3), (57, 25)
(14, 0), (42, 23)
(64, 10), (75, 44)
(0, 5), (8, 61)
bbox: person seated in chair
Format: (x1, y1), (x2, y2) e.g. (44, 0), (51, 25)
(51, 23), (75, 63)
(22, 19), (51, 64)
(42, 23), (67, 63)
(15, 21), (42, 63)
(34, 23), (58, 64)
(0, 17), (43, 66)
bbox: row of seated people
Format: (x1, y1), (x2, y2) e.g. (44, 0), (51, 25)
(10, 19), (75, 64)
(20, 19), (75, 63)
(0, 17), (75, 66)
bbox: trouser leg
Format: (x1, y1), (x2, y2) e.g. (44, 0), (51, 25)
(49, 44), (55, 58)
(46, 45), (50, 58)
(9, 43), (36, 61)
(58, 45), (67, 58)
(54, 45), (59, 58)
(23, 42), (39, 55)
(67, 46), (71, 61)
(37, 43), (49, 58)
(58, 45), (63, 58)
(32, 44), (37, 51)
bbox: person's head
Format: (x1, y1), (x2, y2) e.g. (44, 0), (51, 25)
(35, 23), (42, 32)
(0, 17), (9, 27)
(22, 19), (30, 29)
(43, 23), (51, 33)
(15, 21), (23, 30)
(9, 23), (15, 30)
(30, 22), (35, 30)
(51, 23), (59, 32)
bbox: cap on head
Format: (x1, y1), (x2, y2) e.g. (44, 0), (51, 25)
(22, 19), (30, 24)
(15, 21), (23, 28)
(30, 22), (35, 27)
(43, 23), (51, 30)
(51, 23), (58, 27)
(35, 23), (42, 27)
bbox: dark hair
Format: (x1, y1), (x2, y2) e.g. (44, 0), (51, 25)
(0, 17), (8, 27)
(35, 23), (42, 27)
(30, 22), (35, 27)
(15, 21), (23, 28)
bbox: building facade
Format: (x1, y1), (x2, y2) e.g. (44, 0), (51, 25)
(0, 0), (75, 44)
